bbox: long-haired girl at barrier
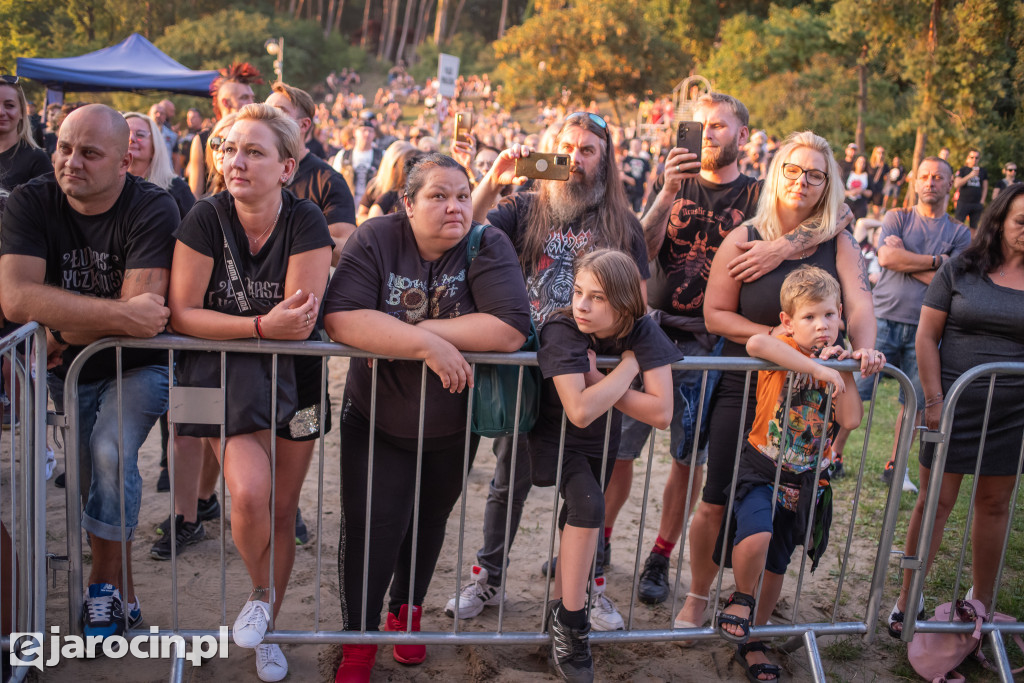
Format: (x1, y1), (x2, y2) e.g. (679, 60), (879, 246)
(888, 182), (1024, 638)
(700, 130), (883, 679)
(323, 153), (531, 682)
(529, 249), (678, 682)
(168, 103), (334, 682)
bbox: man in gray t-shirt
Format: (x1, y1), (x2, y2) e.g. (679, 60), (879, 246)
(859, 157), (970, 487)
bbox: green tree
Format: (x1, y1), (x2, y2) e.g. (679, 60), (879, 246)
(492, 0), (693, 122)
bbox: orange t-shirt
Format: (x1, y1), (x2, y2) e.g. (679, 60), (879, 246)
(747, 336), (837, 473)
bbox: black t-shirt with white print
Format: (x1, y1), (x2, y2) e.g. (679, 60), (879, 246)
(289, 152), (357, 226)
(173, 189), (333, 320)
(324, 212), (532, 439)
(529, 313), (682, 460)
(644, 173), (762, 318)
(0, 140), (51, 191)
(486, 192), (650, 328)
(0, 173), (178, 381)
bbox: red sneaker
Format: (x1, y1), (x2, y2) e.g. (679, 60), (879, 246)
(385, 604), (426, 664)
(335, 644), (377, 683)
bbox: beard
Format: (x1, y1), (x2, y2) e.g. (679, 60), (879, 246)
(543, 161), (607, 225)
(702, 134), (741, 171)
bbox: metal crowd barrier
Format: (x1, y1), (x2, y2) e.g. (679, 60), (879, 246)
(901, 362), (1024, 682)
(0, 324), (49, 683)
(53, 334), (918, 682)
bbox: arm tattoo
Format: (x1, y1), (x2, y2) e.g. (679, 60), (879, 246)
(121, 268), (169, 298)
(641, 203), (671, 261)
(843, 230), (872, 293)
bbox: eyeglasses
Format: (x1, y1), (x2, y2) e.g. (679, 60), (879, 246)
(209, 136), (225, 151)
(1006, 167), (1018, 173)
(782, 162), (828, 186)
(129, 128), (151, 141)
(0, 75), (20, 86)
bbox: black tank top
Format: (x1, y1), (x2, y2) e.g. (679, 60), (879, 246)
(722, 224), (840, 357)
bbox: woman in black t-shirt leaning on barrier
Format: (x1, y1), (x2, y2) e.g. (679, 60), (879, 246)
(324, 153), (531, 682)
(168, 103), (333, 682)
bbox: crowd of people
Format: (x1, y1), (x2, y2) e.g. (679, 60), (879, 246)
(0, 62), (1022, 683)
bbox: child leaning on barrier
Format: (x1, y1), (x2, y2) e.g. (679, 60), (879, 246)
(714, 265), (863, 683)
(528, 249), (680, 683)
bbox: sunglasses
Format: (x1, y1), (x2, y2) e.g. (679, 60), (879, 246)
(567, 111), (609, 142)
(209, 136), (225, 151)
(1, 74), (20, 86)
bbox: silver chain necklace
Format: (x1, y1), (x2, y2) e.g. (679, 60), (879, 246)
(248, 202), (282, 254)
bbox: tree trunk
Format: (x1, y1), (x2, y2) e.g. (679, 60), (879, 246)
(446, 0), (466, 43)
(324, 0), (337, 37)
(360, 0), (373, 48)
(497, 0), (508, 39)
(294, 0), (306, 20)
(288, 0), (298, 18)
(377, 0), (392, 60)
(396, 0), (416, 65)
(316, 0), (324, 24)
(384, 0), (402, 62)
(855, 49), (867, 153)
(433, 0), (448, 46)
(332, 0), (346, 37)
(905, 0), (942, 208)
(412, 0), (432, 58)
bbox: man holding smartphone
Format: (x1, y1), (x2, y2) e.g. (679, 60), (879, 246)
(611, 93), (849, 626)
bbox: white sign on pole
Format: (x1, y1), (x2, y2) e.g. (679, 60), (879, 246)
(437, 53), (460, 99)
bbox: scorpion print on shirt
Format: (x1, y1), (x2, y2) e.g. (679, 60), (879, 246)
(645, 174), (762, 317)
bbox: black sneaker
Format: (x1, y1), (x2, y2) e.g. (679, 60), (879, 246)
(549, 601), (594, 682)
(881, 461), (895, 485)
(150, 515), (206, 560)
(830, 455), (846, 480)
(541, 555), (557, 578)
(294, 508), (309, 546)
(156, 467), (170, 492)
(156, 493), (221, 536)
(638, 552), (670, 604)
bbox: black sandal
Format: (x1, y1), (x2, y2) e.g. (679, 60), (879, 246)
(886, 597), (925, 639)
(716, 591), (756, 644)
(735, 641), (781, 682)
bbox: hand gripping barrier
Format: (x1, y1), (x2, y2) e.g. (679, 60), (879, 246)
(52, 334), (919, 682)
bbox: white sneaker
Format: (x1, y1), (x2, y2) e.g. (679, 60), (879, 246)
(233, 599), (271, 648)
(902, 470), (919, 493)
(589, 576), (624, 631)
(255, 643), (288, 682)
(44, 446), (56, 481)
(445, 564), (503, 619)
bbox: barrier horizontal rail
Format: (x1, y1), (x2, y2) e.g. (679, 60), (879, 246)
(54, 334), (917, 682)
(0, 324), (49, 683)
(901, 362), (1024, 682)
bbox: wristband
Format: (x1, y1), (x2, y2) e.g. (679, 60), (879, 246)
(925, 397), (944, 408)
(50, 329), (66, 345)
(254, 316), (265, 339)
(768, 326), (775, 337)
(252, 317), (259, 339)
(931, 254), (938, 269)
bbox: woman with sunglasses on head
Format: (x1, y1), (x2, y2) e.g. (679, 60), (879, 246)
(203, 114), (238, 198)
(0, 76), (50, 192)
(123, 112), (195, 219)
(169, 103), (333, 682)
(703, 131), (882, 682)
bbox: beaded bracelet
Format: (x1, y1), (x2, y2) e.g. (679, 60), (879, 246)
(924, 393), (944, 408)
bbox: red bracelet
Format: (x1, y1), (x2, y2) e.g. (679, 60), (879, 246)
(255, 316), (265, 339)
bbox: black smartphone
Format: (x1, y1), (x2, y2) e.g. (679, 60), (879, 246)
(515, 153), (571, 181)
(676, 121), (703, 154)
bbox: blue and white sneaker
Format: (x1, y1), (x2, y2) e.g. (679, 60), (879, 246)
(82, 583), (127, 638)
(127, 596), (143, 629)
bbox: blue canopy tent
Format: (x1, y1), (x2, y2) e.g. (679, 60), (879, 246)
(16, 33), (218, 100)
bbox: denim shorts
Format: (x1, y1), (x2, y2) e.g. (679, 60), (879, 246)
(50, 365), (169, 542)
(855, 318), (924, 407)
(732, 484), (799, 575)
(618, 336), (723, 466)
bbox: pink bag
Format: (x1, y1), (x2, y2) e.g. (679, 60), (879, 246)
(907, 599), (1024, 682)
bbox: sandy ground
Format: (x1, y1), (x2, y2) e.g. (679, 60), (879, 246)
(18, 355), (913, 682)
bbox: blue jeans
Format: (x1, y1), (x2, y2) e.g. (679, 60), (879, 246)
(856, 318), (924, 407)
(50, 365), (169, 542)
(618, 336), (724, 465)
